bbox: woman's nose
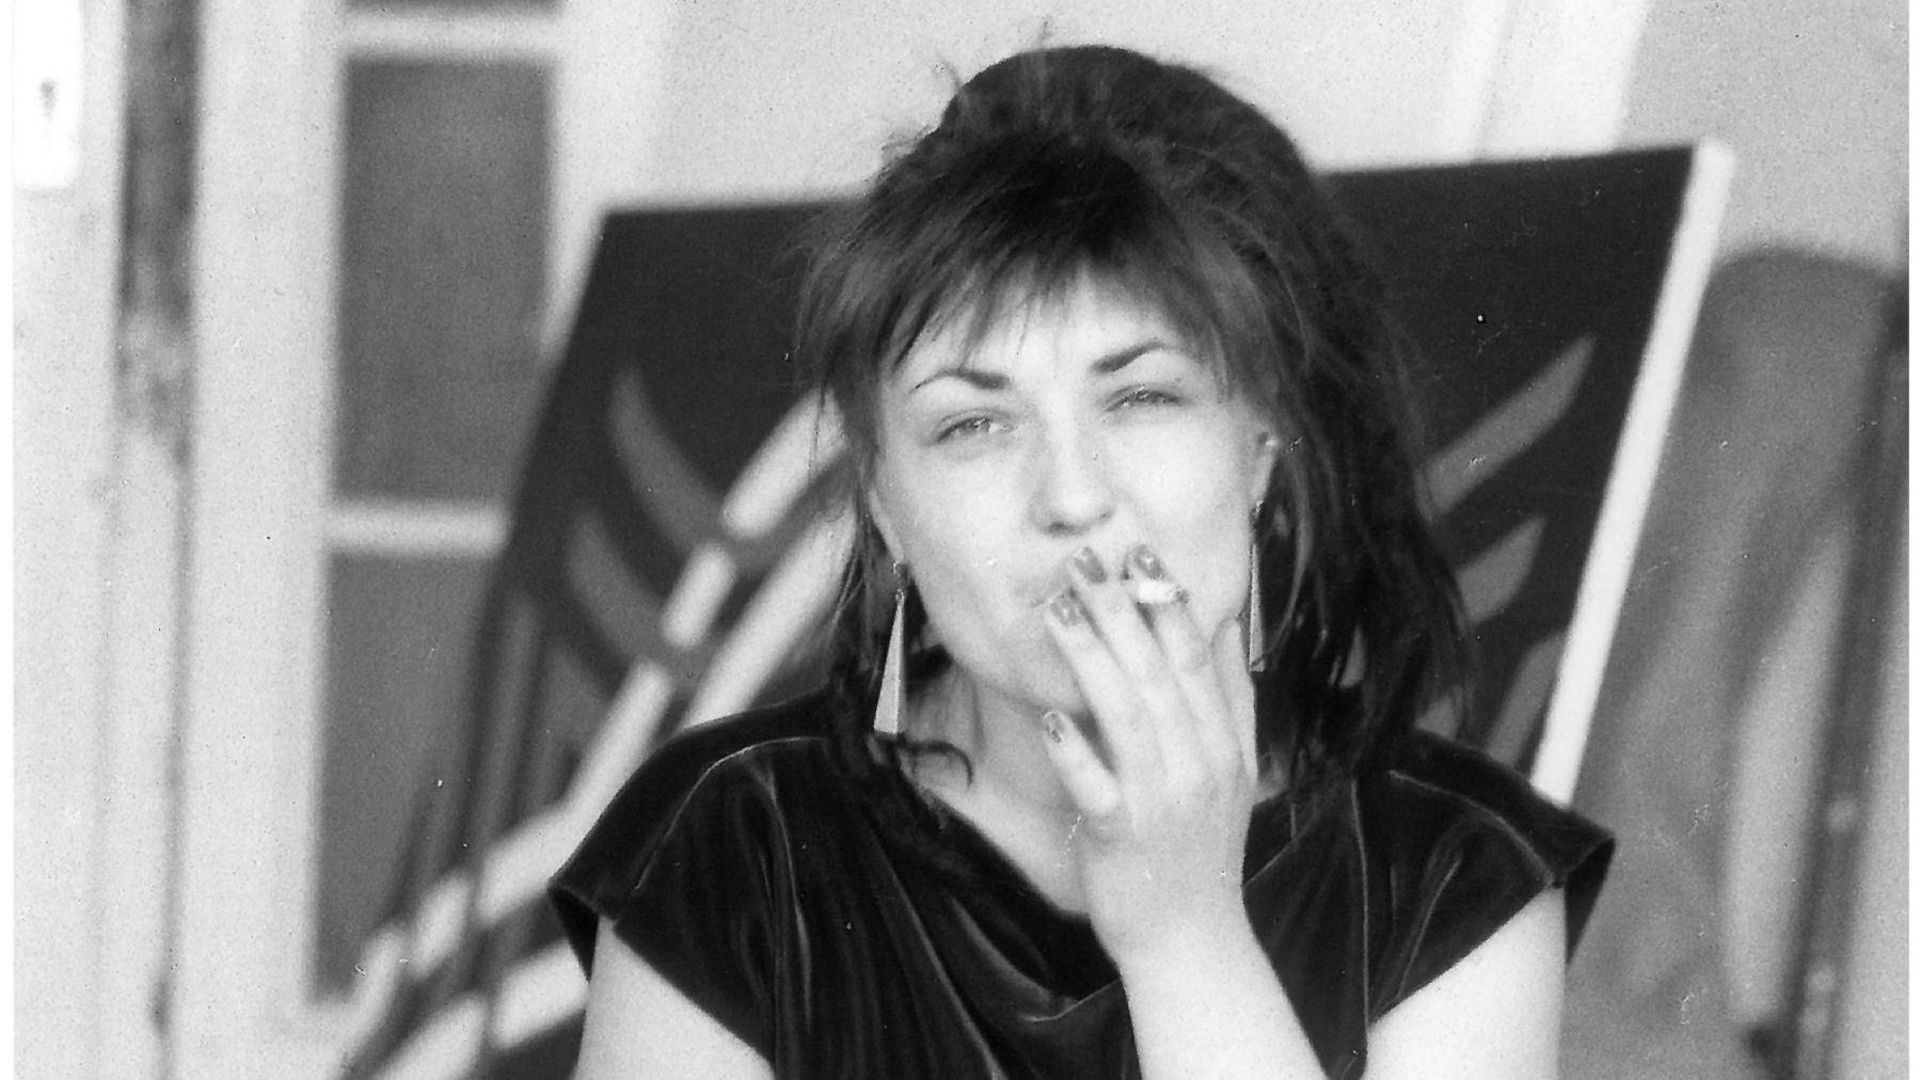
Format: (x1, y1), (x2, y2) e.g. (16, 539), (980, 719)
(1027, 427), (1116, 535)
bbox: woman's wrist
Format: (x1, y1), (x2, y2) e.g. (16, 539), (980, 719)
(1104, 895), (1264, 986)
(1110, 905), (1324, 1079)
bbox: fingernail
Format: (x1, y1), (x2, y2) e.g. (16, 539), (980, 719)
(1071, 547), (1106, 583)
(1129, 545), (1166, 579)
(1041, 709), (1067, 743)
(1046, 590), (1084, 626)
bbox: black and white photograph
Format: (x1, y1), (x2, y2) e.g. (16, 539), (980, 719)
(15, 2), (1906, 1077)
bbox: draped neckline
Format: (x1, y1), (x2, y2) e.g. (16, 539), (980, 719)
(875, 751), (1327, 1011)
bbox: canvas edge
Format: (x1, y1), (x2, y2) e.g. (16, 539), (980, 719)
(1528, 140), (1738, 802)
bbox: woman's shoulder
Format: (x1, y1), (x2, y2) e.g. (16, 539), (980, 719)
(1362, 730), (1611, 870)
(1350, 730), (1613, 1014)
(548, 689), (845, 967)
(585, 690), (837, 834)
(624, 689), (839, 798)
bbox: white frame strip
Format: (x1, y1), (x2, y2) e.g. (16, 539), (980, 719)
(326, 499), (508, 558)
(343, 10), (559, 60)
(1529, 142), (1736, 801)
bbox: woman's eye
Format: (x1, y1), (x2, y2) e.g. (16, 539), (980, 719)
(935, 415), (1000, 441)
(1112, 385), (1182, 410)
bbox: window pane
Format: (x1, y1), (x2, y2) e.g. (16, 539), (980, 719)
(317, 553), (492, 991)
(337, 59), (549, 500)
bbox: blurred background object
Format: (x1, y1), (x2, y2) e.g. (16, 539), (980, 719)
(1562, 251), (1906, 1080)
(15, 2), (1904, 1078)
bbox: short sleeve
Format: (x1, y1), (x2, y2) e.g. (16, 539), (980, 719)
(549, 720), (795, 1056)
(1360, 732), (1613, 1016)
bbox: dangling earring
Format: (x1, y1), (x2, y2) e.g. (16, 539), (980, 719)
(1248, 434), (1282, 673)
(1247, 530), (1266, 672)
(874, 562), (907, 737)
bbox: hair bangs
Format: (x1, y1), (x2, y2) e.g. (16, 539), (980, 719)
(846, 131), (1286, 422)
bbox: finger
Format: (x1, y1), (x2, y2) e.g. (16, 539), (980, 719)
(1210, 615), (1259, 777)
(1118, 545), (1242, 773)
(1042, 585), (1157, 776)
(1039, 709), (1123, 819)
(1058, 548), (1186, 774)
(1062, 547), (1208, 775)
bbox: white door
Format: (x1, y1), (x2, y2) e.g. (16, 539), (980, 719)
(171, 2), (666, 1075)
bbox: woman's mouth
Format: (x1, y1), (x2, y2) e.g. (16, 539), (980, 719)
(1015, 547), (1143, 608)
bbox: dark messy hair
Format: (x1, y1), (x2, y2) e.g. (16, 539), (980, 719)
(793, 44), (1468, 806)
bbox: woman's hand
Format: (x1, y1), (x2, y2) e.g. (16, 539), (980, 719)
(1038, 543), (1260, 967)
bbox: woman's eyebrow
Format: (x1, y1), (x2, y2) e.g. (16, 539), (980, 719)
(908, 339), (1177, 393)
(910, 367), (1009, 394)
(1091, 340), (1175, 375)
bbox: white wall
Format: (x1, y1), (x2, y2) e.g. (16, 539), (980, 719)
(1622, 0), (1906, 268)
(14, 0), (126, 1075)
(613, 0), (1642, 202)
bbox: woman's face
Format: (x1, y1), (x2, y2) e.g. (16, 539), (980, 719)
(868, 275), (1280, 718)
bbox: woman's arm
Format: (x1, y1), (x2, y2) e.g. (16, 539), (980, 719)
(1108, 912), (1323, 1079)
(1365, 890), (1567, 1079)
(1041, 548), (1323, 1077)
(573, 919), (772, 1080)
(1111, 887), (1568, 1080)
(1041, 547), (1572, 1078)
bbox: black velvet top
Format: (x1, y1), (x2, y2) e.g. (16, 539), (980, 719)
(550, 690), (1611, 1078)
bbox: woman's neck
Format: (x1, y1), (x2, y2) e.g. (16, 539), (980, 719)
(904, 670), (1090, 910)
(911, 670), (1076, 814)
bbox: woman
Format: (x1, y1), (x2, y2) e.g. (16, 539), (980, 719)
(552, 44), (1609, 1078)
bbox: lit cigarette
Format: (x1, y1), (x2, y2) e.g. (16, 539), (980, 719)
(1131, 578), (1186, 605)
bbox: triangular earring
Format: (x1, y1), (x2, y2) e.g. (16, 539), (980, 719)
(874, 565), (907, 737)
